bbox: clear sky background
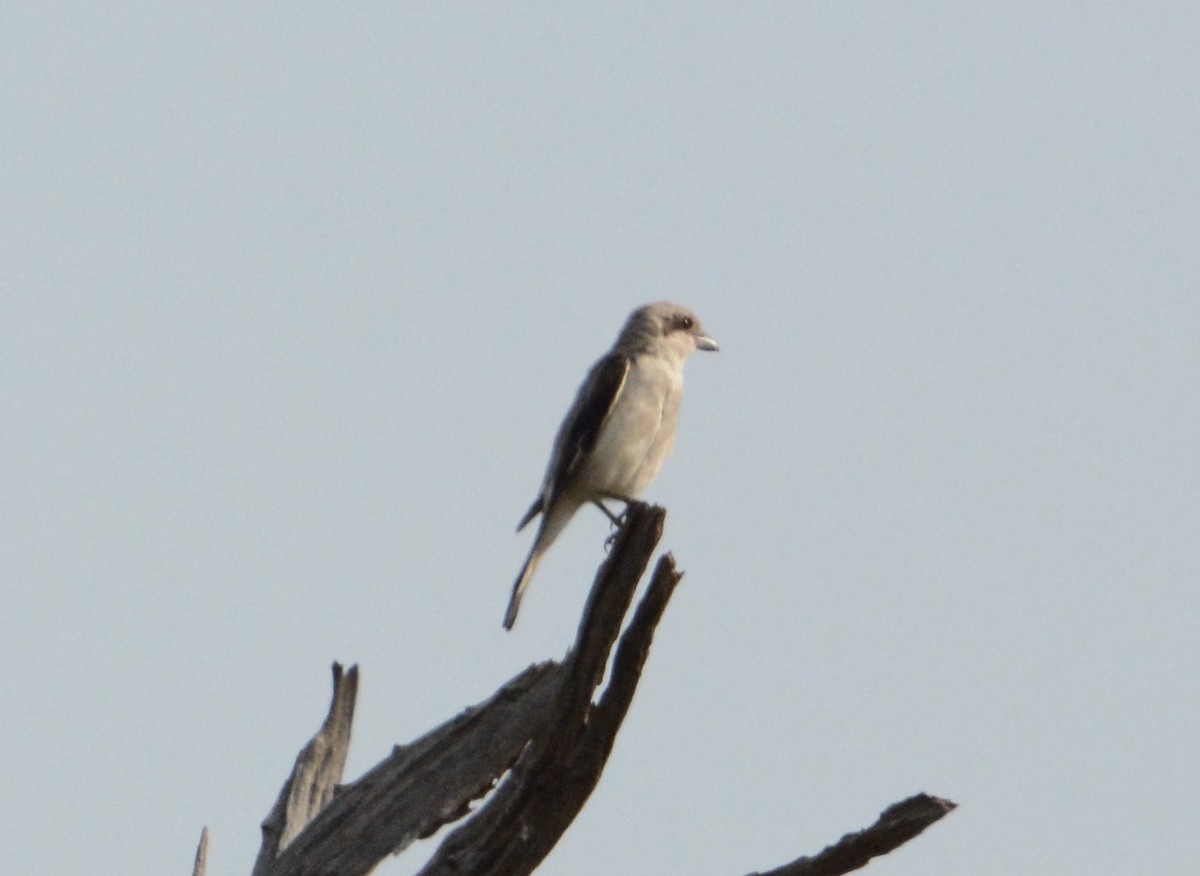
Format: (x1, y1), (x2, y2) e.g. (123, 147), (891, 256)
(4, 4), (1197, 875)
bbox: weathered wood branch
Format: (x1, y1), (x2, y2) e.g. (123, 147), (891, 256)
(252, 663), (358, 876)
(203, 500), (957, 876)
(192, 826), (208, 876)
(264, 660), (566, 876)
(416, 506), (677, 875)
(251, 502), (668, 876)
(748, 793), (957, 876)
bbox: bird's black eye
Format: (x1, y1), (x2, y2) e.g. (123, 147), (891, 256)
(679, 315), (693, 330)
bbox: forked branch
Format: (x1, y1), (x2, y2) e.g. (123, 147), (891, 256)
(194, 502), (955, 876)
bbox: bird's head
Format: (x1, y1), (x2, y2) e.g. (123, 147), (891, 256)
(619, 302), (718, 360)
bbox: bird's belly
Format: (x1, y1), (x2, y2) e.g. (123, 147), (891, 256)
(581, 366), (681, 498)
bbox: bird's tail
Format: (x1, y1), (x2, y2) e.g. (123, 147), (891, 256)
(503, 544), (541, 630)
(503, 497), (579, 630)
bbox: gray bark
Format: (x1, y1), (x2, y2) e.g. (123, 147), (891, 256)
(251, 663), (358, 876)
(747, 794), (957, 876)
(192, 827), (208, 876)
(195, 502), (957, 875)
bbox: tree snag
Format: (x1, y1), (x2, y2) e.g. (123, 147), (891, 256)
(193, 502), (955, 875)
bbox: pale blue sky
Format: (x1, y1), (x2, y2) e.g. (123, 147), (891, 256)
(3, 4), (1198, 874)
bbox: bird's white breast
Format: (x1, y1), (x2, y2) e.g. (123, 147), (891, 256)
(582, 353), (684, 498)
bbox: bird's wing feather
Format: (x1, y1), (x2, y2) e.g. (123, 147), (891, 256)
(516, 496), (543, 532)
(540, 352), (630, 508)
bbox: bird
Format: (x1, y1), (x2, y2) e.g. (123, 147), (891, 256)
(503, 301), (718, 629)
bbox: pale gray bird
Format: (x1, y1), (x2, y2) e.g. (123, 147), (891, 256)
(503, 302), (718, 629)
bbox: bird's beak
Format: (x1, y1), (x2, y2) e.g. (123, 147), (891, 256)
(695, 334), (719, 352)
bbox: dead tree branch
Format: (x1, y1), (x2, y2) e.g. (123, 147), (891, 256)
(203, 501), (956, 876)
(416, 510), (679, 875)
(748, 793), (957, 876)
(253, 502), (667, 876)
(252, 663), (358, 876)
(192, 827), (208, 876)
(264, 660), (565, 876)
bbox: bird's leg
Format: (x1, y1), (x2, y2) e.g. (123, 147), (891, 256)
(595, 494), (635, 550)
(593, 499), (624, 527)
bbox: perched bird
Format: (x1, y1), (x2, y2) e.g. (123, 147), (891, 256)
(503, 302), (718, 629)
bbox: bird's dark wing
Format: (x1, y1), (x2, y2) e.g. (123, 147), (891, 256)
(519, 352), (629, 526)
(516, 353), (629, 530)
(564, 352), (630, 458)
